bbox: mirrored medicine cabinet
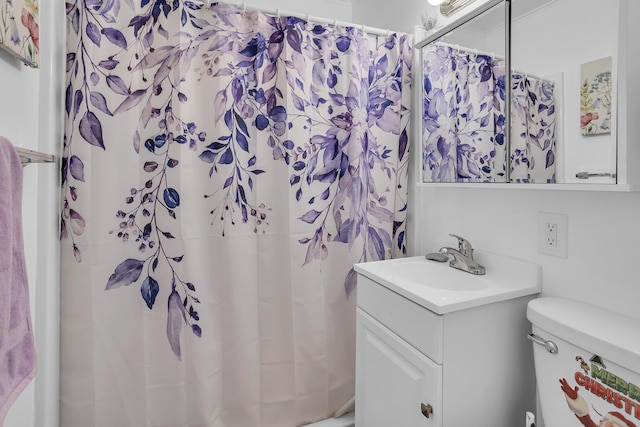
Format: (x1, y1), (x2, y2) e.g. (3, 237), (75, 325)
(416, 0), (632, 189)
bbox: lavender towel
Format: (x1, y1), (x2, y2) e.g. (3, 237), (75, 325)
(0, 137), (36, 424)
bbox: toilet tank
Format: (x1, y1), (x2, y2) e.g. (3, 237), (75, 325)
(527, 297), (640, 427)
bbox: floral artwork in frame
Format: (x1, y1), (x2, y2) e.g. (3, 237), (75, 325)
(0, 0), (39, 67)
(580, 56), (612, 136)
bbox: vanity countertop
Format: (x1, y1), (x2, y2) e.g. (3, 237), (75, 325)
(354, 251), (541, 315)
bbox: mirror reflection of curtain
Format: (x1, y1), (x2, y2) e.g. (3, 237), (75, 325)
(422, 45), (506, 182)
(422, 45), (557, 183)
(511, 73), (557, 183)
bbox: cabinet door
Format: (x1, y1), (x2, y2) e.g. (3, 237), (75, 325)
(356, 309), (442, 427)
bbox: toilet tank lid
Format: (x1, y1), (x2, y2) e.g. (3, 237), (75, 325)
(527, 297), (640, 371)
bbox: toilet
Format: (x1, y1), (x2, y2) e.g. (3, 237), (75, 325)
(527, 297), (640, 427)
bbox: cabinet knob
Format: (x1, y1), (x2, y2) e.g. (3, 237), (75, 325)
(421, 403), (433, 418)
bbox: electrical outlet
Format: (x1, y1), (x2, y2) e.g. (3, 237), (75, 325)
(545, 222), (557, 247)
(538, 212), (568, 258)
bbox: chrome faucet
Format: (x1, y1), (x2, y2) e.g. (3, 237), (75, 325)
(439, 234), (486, 275)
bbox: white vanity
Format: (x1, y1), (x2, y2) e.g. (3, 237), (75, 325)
(354, 253), (540, 426)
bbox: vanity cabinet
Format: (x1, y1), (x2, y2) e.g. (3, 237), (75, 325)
(356, 305), (442, 426)
(355, 272), (537, 427)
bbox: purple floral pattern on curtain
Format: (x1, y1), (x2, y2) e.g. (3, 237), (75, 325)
(61, 0), (411, 360)
(421, 45), (556, 183)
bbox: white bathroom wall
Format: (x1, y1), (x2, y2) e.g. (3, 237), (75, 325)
(352, 0), (431, 34)
(414, 188), (640, 317)
(352, 0), (640, 320)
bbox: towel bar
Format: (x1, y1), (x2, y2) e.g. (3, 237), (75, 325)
(15, 147), (55, 167)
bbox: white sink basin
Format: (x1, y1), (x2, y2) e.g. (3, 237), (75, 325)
(396, 260), (489, 291)
(354, 251), (540, 314)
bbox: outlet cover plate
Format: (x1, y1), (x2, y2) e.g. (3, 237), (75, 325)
(537, 212), (568, 258)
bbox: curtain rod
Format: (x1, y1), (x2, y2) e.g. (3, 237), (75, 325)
(432, 41), (556, 85)
(16, 147), (55, 167)
(195, 0), (398, 37)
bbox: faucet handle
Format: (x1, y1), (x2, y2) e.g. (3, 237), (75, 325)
(449, 234), (474, 256)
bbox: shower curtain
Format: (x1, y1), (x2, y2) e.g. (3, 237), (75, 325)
(421, 44), (556, 183)
(60, 2), (411, 426)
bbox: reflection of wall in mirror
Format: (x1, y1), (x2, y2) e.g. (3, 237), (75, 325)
(434, 0), (506, 65)
(432, 0), (496, 29)
(511, 0), (618, 183)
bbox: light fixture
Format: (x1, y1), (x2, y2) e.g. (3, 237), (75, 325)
(428, 0), (444, 5)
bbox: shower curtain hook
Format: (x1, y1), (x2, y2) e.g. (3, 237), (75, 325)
(386, 29), (391, 37)
(361, 23), (366, 33)
(333, 19), (338, 28)
(242, 2), (246, 13)
(276, 8), (280, 18)
(306, 13), (310, 23)
(474, 48), (478, 58)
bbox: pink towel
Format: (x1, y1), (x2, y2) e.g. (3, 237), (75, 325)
(0, 136), (36, 424)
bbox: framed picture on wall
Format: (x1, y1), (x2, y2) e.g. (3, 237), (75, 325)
(0, 0), (39, 68)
